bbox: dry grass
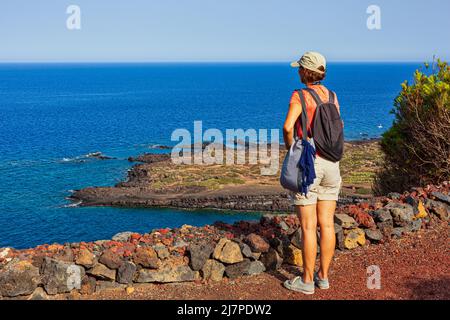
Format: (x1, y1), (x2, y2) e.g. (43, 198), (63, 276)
(340, 141), (383, 185)
(135, 140), (383, 197)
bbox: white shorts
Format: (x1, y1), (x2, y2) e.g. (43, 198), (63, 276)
(290, 156), (342, 206)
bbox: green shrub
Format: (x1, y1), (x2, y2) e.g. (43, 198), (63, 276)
(374, 59), (450, 194)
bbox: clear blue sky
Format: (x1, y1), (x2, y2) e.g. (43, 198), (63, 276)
(1, 0), (449, 62)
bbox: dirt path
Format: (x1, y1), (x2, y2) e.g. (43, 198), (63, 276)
(71, 222), (449, 300)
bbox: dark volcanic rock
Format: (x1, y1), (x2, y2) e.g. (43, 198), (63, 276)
(70, 185), (292, 213)
(430, 192), (450, 205)
(269, 237), (289, 257)
(260, 248), (283, 271)
(405, 196), (419, 214)
(150, 144), (172, 150)
(334, 223), (345, 250)
(238, 242), (251, 258)
(377, 221), (394, 238)
(365, 229), (383, 242)
(189, 242), (214, 271)
(372, 208), (393, 223)
(117, 261), (137, 284)
(425, 199), (450, 220)
(247, 261), (266, 275)
(385, 202), (415, 228)
(225, 259), (252, 279)
(0, 259), (41, 297)
(290, 228), (303, 249)
(372, 208), (394, 237)
(87, 152), (115, 160)
(128, 153), (170, 164)
(41, 257), (84, 295)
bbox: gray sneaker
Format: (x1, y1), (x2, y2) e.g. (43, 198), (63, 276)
(314, 272), (330, 289)
(283, 276), (315, 295)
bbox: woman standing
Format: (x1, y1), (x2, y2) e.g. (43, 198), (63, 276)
(282, 52), (342, 295)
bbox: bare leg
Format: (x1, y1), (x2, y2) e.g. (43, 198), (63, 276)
(317, 200), (337, 279)
(295, 205), (317, 283)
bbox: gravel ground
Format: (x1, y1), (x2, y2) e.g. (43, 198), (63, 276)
(68, 221), (449, 300)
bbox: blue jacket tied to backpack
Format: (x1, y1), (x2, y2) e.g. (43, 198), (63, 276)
(298, 138), (316, 195)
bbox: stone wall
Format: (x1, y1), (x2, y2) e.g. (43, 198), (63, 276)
(0, 182), (448, 299)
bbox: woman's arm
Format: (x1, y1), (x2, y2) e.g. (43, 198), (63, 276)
(283, 102), (302, 150)
(334, 92), (341, 115)
(334, 92), (344, 127)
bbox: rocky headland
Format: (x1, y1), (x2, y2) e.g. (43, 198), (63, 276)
(70, 140), (383, 211)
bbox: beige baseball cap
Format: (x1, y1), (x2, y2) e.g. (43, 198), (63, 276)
(291, 51), (326, 74)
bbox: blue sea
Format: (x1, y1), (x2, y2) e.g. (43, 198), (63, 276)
(0, 62), (420, 249)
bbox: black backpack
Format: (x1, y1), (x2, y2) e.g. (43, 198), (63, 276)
(296, 88), (344, 162)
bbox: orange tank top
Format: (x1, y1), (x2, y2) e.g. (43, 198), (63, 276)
(289, 84), (340, 139)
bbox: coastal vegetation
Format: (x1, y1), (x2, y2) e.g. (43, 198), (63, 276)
(340, 141), (383, 195)
(375, 60), (450, 194)
(132, 142), (381, 195)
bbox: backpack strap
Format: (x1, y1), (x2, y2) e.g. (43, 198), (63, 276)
(328, 89), (335, 104)
(294, 89), (310, 140)
(303, 87), (323, 106)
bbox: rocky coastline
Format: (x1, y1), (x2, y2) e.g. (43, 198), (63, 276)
(1, 182), (448, 299)
(70, 141), (380, 211)
(71, 184), (294, 212)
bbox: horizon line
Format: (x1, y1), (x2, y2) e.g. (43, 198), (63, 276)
(0, 60), (430, 64)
